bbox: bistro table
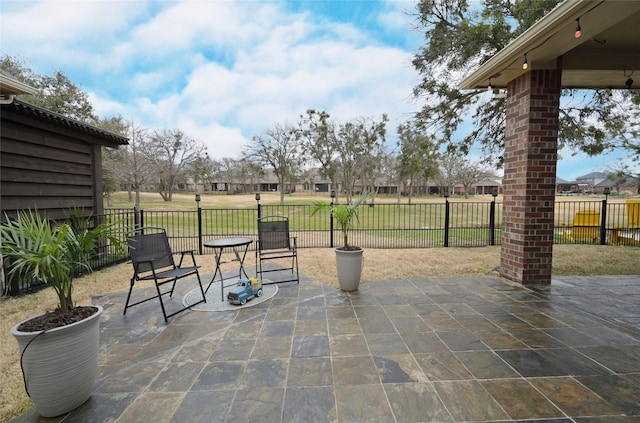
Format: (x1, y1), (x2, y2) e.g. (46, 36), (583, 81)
(203, 237), (254, 301)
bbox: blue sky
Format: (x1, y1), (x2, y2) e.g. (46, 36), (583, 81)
(0, 0), (618, 181)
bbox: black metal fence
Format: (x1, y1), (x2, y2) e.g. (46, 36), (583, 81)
(104, 197), (639, 251)
(4, 197), (639, 295)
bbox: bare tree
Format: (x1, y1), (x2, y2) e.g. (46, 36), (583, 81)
(103, 121), (156, 209)
(335, 115), (388, 202)
(238, 158), (265, 194)
(456, 159), (494, 198)
(357, 115), (389, 204)
(434, 151), (462, 196)
(396, 122), (440, 204)
(219, 157), (242, 193)
(150, 129), (206, 201)
(244, 123), (303, 205)
(298, 109), (340, 192)
(189, 152), (210, 194)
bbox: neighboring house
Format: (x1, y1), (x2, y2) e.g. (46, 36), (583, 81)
(556, 177), (576, 193)
(557, 172), (639, 195)
(594, 176), (639, 195)
(575, 171), (609, 193)
(1, 74), (128, 220)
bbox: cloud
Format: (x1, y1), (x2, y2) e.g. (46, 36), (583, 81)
(1, 0), (422, 158)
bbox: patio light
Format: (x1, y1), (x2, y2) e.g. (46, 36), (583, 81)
(575, 18), (582, 38)
(522, 54), (528, 70)
(195, 194), (201, 207)
(255, 192), (260, 202)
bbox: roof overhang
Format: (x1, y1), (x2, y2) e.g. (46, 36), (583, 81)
(0, 72), (39, 103)
(459, 0), (640, 90)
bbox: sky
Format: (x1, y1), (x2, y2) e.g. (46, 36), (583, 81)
(0, 0), (621, 181)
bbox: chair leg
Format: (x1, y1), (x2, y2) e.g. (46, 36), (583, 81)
(123, 276), (136, 316)
(154, 280), (169, 323)
(194, 269), (207, 304)
(168, 278), (178, 298)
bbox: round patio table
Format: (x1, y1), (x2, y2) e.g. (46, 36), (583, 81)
(203, 237), (253, 301)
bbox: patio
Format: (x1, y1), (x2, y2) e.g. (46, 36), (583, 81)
(10, 270), (640, 422)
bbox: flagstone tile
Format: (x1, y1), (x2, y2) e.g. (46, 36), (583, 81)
(287, 357), (333, 386)
(335, 384), (394, 422)
(225, 388), (285, 422)
(113, 392), (183, 421)
(170, 391), (234, 423)
(330, 333), (370, 357)
(433, 380), (509, 422)
(282, 387), (337, 422)
(373, 354), (427, 384)
(414, 351), (474, 381)
(531, 377), (620, 417)
(455, 350), (520, 379)
(332, 356), (380, 385)
(481, 378), (562, 420)
(383, 382), (452, 422)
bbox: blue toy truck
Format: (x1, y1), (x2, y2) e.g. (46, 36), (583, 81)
(227, 278), (263, 305)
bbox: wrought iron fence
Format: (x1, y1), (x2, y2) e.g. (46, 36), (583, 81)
(4, 197), (639, 295)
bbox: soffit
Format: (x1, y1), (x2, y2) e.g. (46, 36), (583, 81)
(459, 0), (640, 90)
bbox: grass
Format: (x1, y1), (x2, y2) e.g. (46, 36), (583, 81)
(1, 191), (639, 422)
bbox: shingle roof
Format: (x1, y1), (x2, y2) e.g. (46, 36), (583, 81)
(3, 99), (128, 147)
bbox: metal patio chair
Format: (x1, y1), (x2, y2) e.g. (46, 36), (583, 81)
(256, 216), (299, 284)
(124, 226), (206, 322)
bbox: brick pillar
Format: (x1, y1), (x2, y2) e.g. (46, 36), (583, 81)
(500, 69), (561, 285)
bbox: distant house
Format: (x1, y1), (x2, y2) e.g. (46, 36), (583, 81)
(593, 176), (639, 195)
(557, 171), (639, 195)
(575, 171), (609, 193)
(1, 73), (128, 220)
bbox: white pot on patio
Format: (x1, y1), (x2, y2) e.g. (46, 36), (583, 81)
(335, 247), (364, 291)
(11, 305), (103, 418)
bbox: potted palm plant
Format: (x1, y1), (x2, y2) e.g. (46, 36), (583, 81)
(311, 193), (368, 291)
(0, 209), (125, 418)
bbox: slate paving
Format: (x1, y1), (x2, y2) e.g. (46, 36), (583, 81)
(9, 272), (640, 422)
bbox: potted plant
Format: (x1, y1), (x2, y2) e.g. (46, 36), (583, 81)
(311, 193), (368, 291)
(0, 209), (125, 418)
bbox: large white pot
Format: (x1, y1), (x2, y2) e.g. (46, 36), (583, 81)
(11, 305), (103, 418)
(335, 247), (364, 291)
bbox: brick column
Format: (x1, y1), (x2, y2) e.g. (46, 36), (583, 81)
(500, 69), (561, 285)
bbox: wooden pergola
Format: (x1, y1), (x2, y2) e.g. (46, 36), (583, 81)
(459, 0), (640, 285)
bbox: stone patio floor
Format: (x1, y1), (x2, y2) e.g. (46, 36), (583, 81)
(10, 271), (640, 422)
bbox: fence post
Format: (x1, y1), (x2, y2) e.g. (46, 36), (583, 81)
(133, 206), (139, 228)
(600, 189), (609, 245)
(330, 190), (335, 248)
(444, 191), (450, 247)
(489, 192), (497, 245)
(196, 195), (203, 255)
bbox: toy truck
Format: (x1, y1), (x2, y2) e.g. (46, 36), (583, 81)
(227, 277), (263, 305)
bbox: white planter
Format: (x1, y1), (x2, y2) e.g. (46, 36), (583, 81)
(335, 247), (364, 291)
(11, 305), (103, 418)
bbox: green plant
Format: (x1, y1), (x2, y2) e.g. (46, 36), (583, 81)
(0, 210), (125, 313)
(311, 193), (368, 249)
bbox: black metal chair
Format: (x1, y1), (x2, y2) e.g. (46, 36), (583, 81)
(256, 216), (299, 284)
(124, 226), (206, 322)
